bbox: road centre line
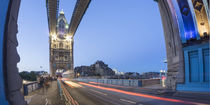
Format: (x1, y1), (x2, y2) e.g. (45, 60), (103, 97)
(90, 89), (108, 96)
(120, 99), (137, 104)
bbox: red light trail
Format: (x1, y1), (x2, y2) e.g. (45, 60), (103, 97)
(79, 82), (206, 105)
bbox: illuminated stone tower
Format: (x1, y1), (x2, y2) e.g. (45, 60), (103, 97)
(46, 0), (91, 78)
(50, 10), (74, 76)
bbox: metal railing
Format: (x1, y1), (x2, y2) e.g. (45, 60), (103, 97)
(57, 79), (79, 105)
(22, 82), (39, 96)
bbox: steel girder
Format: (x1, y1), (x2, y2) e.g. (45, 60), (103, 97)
(68, 0), (91, 36)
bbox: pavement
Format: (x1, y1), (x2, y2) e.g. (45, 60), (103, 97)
(25, 81), (65, 105)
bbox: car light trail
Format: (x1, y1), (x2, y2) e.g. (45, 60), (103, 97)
(64, 81), (83, 88)
(89, 81), (153, 91)
(89, 82), (127, 88)
(79, 82), (207, 105)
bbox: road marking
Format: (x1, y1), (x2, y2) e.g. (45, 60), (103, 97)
(90, 89), (108, 96)
(45, 98), (48, 105)
(120, 99), (136, 104)
(25, 95), (35, 104)
(79, 82), (208, 105)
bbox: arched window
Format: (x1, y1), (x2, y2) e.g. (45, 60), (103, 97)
(54, 44), (56, 48)
(59, 42), (63, 48)
(58, 19), (65, 33)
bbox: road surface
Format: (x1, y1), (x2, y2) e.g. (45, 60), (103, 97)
(61, 79), (210, 105)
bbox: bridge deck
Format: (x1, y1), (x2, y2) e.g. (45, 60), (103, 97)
(25, 81), (65, 105)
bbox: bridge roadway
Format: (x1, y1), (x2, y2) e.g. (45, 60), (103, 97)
(61, 79), (210, 105)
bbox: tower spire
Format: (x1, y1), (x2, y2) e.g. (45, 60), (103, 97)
(60, 9), (64, 14)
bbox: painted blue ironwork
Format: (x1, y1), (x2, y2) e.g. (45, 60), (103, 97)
(0, 0), (9, 105)
(57, 80), (63, 99)
(177, 43), (210, 92)
(187, 0), (200, 40)
(176, 0), (199, 41)
(203, 48), (209, 82)
(189, 50), (200, 82)
(169, 0), (187, 43)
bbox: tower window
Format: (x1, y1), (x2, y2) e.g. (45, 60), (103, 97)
(59, 42), (63, 48)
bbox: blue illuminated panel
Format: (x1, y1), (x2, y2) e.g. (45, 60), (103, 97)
(203, 49), (209, 82)
(176, 0), (199, 41)
(167, 0), (186, 43)
(177, 43), (210, 92)
(189, 51), (200, 82)
(0, 0), (9, 105)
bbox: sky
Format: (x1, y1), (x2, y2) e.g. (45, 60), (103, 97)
(17, 0), (166, 73)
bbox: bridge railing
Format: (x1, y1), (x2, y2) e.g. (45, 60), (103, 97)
(21, 81), (39, 96)
(75, 78), (160, 87)
(57, 79), (78, 105)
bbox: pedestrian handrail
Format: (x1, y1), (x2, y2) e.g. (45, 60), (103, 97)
(22, 81), (39, 96)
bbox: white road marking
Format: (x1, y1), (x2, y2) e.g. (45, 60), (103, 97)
(25, 95), (35, 104)
(120, 99), (137, 104)
(45, 98), (48, 105)
(90, 89), (108, 96)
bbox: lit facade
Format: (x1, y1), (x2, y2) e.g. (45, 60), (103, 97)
(46, 0), (90, 77)
(50, 10), (74, 76)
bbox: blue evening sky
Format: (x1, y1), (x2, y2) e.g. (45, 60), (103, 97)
(17, 0), (166, 73)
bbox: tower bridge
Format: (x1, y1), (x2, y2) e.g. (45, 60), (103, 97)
(0, 0), (209, 104)
(45, 0), (210, 92)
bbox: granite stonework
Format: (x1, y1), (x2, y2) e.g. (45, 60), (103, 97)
(157, 0), (185, 91)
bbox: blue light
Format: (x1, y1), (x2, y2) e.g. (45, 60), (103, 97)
(177, 0), (199, 41)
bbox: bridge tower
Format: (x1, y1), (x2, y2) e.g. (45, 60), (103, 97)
(46, 0), (90, 78)
(50, 10), (74, 77)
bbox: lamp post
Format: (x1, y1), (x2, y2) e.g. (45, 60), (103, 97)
(160, 59), (167, 87)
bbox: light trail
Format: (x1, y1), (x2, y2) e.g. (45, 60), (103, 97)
(89, 81), (154, 91)
(64, 81), (74, 88)
(64, 81), (83, 88)
(79, 82), (208, 105)
(89, 82), (127, 88)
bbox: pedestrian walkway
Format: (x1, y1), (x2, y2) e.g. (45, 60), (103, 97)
(142, 84), (165, 89)
(25, 81), (65, 105)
